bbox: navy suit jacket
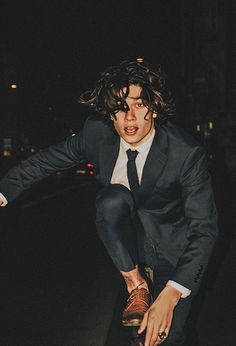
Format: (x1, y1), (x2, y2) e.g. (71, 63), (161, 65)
(0, 114), (218, 294)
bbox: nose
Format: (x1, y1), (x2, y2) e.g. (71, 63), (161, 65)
(125, 108), (136, 121)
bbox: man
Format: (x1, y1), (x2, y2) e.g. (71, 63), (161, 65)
(0, 59), (218, 346)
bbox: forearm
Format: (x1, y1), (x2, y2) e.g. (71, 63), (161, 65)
(170, 225), (218, 294)
(175, 147), (218, 293)
(0, 133), (86, 202)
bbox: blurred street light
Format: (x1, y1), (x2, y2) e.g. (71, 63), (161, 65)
(136, 57), (144, 63)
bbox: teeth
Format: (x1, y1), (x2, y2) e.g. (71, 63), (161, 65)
(125, 127), (137, 132)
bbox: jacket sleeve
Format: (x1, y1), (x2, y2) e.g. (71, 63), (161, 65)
(170, 146), (218, 295)
(0, 128), (87, 203)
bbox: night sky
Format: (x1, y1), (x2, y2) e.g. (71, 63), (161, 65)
(2, 1), (184, 144)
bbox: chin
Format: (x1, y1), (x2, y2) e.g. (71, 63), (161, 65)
(126, 139), (140, 147)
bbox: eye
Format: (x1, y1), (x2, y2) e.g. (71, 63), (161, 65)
(136, 102), (143, 108)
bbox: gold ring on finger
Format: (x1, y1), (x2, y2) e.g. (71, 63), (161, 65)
(158, 331), (167, 340)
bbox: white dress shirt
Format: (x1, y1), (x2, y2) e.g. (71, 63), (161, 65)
(111, 129), (191, 298)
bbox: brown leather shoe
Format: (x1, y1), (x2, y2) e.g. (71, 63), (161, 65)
(122, 284), (152, 327)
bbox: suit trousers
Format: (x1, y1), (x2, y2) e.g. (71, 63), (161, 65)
(95, 184), (193, 346)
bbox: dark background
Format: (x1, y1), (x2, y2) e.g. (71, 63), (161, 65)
(1, 0), (186, 146)
(0, 1), (235, 345)
(1, 0), (235, 148)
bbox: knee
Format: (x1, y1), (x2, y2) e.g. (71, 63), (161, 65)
(96, 184), (134, 218)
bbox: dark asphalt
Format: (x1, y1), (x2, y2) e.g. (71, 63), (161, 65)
(0, 176), (121, 346)
(0, 159), (235, 346)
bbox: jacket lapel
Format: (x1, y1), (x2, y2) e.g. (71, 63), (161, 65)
(99, 133), (120, 185)
(98, 123), (168, 193)
(140, 125), (168, 201)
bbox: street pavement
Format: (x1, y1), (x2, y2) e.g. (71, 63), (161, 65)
(0, 176), (121, 346)
(0, 164), (235, 346)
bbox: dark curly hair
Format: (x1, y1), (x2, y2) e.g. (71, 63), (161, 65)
(79, 59), (176, 123)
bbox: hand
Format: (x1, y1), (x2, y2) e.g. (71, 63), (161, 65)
(138, 286), (181, 346)
(0, 195), (8, 207)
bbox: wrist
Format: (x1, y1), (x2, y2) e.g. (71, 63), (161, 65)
(160, 285), (182, 306)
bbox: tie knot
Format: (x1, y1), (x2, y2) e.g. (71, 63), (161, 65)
(126, 149), (139, 161)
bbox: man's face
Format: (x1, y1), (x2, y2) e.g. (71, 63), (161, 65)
(111, 84), (156, 147)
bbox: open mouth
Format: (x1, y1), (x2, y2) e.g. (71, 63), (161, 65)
(124, 126), (138, 135)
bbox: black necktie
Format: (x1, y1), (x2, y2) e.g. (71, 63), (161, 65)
(126, 149), (140, 204)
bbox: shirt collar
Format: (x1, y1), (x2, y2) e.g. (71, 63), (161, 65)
(120, 129), (156, 153)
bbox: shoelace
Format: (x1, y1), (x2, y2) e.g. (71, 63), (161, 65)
(125, 283), (151, 313)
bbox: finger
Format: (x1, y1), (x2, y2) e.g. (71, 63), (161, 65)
(163, 314), (173, 338)
(150, 334), (159, 346)
(138, 311), (148, 334)
(156, 325), (168, 345)
(166, 317), (172, 333)
(150, 328), (165, 346)
(151, 332), (162, 345)
(144, 321), (155, 346)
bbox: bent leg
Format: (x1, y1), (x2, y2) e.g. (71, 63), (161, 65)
(96, 184), (139, 272)
(96, 184), (152, 326)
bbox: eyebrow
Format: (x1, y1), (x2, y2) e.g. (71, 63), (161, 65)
(126, 96), (142, 100)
